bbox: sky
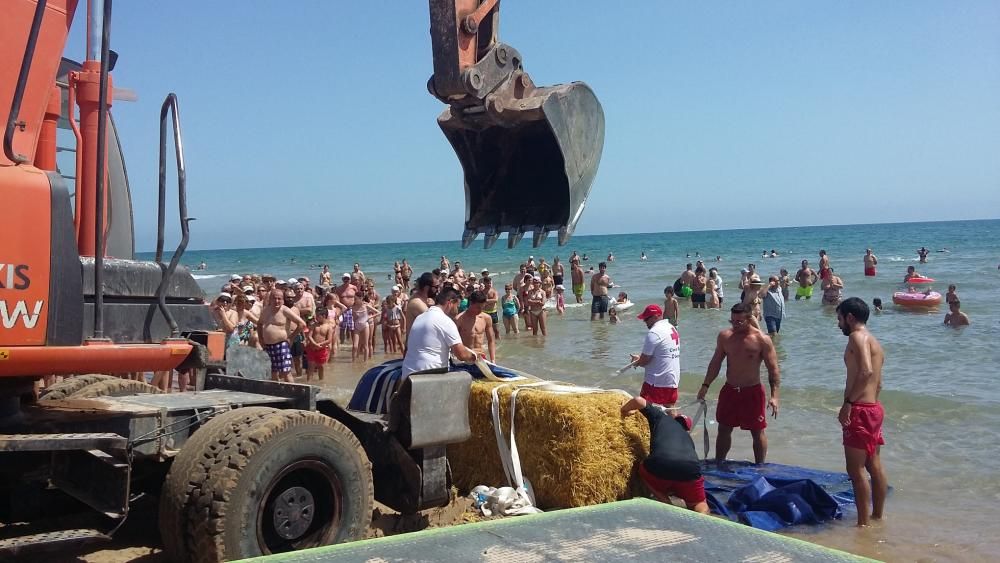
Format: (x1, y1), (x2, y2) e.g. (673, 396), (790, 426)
(63, 1), (1000, 251)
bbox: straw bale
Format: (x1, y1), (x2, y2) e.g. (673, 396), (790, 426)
(448, 381), (650, 509)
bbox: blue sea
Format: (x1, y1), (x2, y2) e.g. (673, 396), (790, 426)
(144, 219), (1000, 561)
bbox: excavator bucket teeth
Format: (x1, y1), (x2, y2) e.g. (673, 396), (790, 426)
(439, 81), (605, 249)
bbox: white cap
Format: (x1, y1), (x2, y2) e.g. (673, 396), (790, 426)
(230, 274), (242, 281)
(276, 279), (289, 286)
(533, 275), (542, 281)
(555, 284), (565, 290)
(247, 295), (257, 303)
(392, 285), (401, 292)
(342, 273), (351, 279)
(242, 285), (254, 292)
(287, 278), (298, 285)
(217, 292), (233, 300)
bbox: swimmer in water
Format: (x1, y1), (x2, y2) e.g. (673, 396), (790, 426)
(641, 251), (647, 261)
(872, 298), (882, 313)
(943, 300), (970, 327)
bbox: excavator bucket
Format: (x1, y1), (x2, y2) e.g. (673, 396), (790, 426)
(438, 76), (605, 248)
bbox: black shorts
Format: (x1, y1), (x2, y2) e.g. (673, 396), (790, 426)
(553, 275), (564, 285)
(489, 311), (499, 324)
(290, 338), (305, 357)
(692, 293), (706, 304)
(591, 295), (610, 314)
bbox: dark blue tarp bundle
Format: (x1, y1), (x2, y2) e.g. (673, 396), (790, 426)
(348, 359), (524, 414)
(703, 461), (856, 532)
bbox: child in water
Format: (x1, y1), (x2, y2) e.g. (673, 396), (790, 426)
(555, 285), (566, 315)
(779, 268), (791, 301)
(872, 298), (883, 313)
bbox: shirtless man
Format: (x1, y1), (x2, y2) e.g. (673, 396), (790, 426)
(482, 276), (501, 339)
(943, 300), (970, 327)
(405, 272), (439, 338)
(258, 288), (307, 382)
(293, 282), (316, 319)
(336, 274), (358, 354)
(697, 303), (780, 464)
(917, 247), (929, 264)
(821, 268), (844, 306)
(319, 265), (332, 286)
(863, 249), (878, 277)
(571, 258), (585, 304)
(452, 261), (467, 287)
(590, 262), (612, 321)
(352, 263), (366, 283)
(440, 256), (450, 272)
(795, 259), (818, 300)
(818, 250), (831, 281)
(836, 297), (888, 527)
(680, 264), (695, 288)
(690, 266), (708, 309)
(456, 291), (496, 361)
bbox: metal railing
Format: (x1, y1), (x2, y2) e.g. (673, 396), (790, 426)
(153, 93), (192, 338)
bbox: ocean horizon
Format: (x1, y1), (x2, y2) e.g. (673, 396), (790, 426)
(140, 217), (998, 254)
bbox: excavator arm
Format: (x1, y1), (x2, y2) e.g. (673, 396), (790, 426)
(428, 0), (605, 248)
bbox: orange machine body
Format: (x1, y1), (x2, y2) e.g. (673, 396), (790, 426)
(1, 0), (78, 167)
(0, 165), (52, 346)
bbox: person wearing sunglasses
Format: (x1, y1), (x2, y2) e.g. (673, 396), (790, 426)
(696, 303), (781, 465)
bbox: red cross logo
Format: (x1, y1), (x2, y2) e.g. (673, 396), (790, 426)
(671, 327), (680, 345)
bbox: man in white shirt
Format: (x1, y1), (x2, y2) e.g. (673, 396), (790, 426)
(402, 287), (479, 379)
(630, 304), (681, 407)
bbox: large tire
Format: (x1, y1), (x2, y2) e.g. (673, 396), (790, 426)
(39, 374), (116, 401)
(159, 407), (279, 563)
(181, 410), (374, 562)
(66, 379), (163, 399)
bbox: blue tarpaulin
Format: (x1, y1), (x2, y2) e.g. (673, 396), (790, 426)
(703, 461), (858, 532)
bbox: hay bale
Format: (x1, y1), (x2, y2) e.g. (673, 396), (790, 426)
(448, 381), (650, 509)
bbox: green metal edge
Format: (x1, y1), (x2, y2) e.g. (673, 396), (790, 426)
(238, 497), (878, 562)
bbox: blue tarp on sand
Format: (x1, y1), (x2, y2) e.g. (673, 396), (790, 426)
(703, 461), (859, 531)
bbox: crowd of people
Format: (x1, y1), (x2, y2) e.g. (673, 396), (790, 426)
(201, 246), (974, 526)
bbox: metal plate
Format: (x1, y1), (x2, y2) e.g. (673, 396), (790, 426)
(240, 498), (873, 563)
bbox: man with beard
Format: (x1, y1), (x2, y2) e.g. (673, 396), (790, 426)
(697, 303), (780, 465)
(405, 272), (439, 338)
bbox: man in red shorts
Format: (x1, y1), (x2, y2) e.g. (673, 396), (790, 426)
(630, 304), (681, 408)
(621, 395), (709, 514)
(697, 303), (780, 465)
(836, 297), (889, 527)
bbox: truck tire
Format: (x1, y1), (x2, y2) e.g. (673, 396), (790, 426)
(39, 374), (115, 400)
(66, 379), (163, 399)
(159, 407), (279, 563)
(184, 410), (374, 562)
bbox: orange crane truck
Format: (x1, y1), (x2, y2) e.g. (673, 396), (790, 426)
(0, 1), (604, 560)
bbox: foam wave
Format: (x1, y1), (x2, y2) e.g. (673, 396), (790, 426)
(192, 273), (225, 280)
